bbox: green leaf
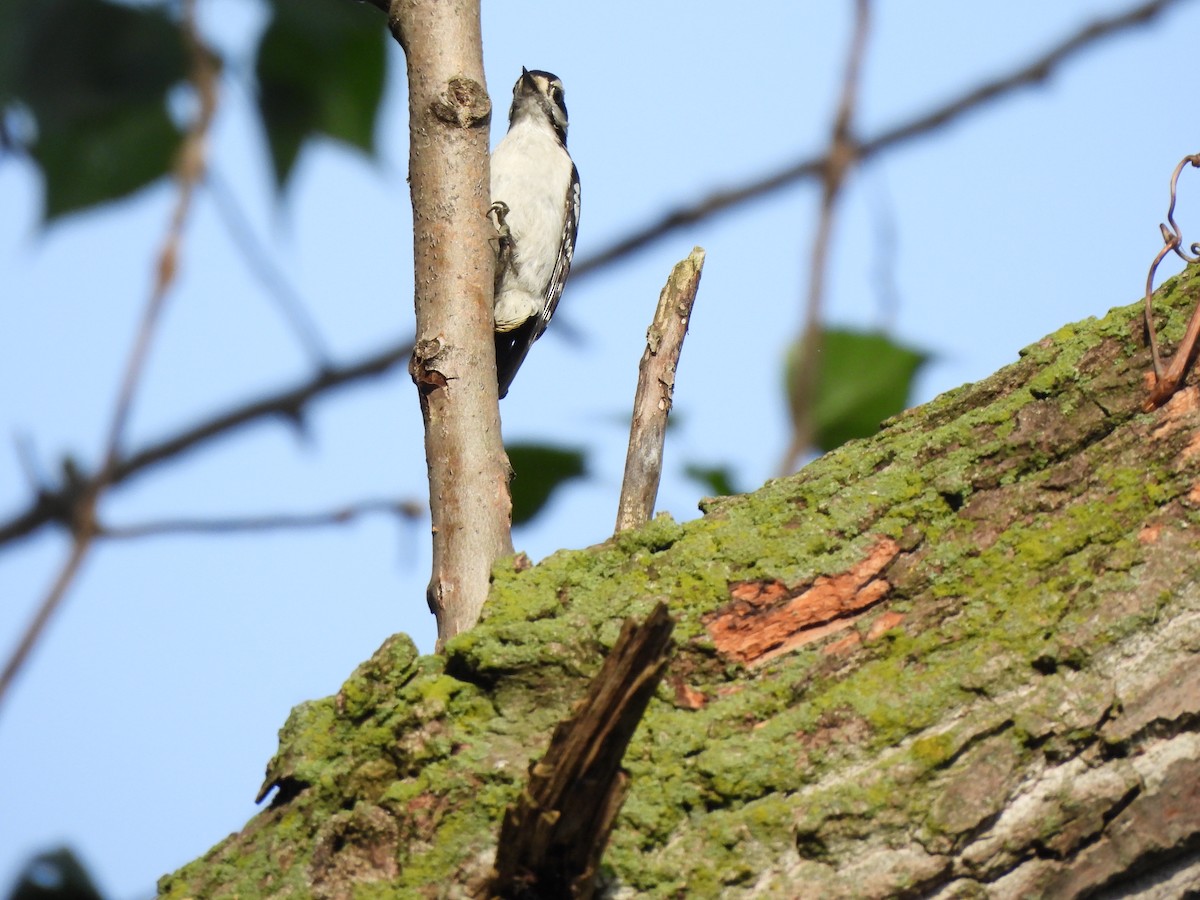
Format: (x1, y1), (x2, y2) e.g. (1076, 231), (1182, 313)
(36, 104), (181, 221)
(683, 463), (740, 497)
(0, 0), (35, 103)
(256, 0), (387, 188)
(506, 444), (586, 527)
(2, 0), (186, 220)
(787, 328), (930, 453)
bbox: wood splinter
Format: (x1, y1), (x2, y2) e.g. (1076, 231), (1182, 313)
(481, 603), (675, 899)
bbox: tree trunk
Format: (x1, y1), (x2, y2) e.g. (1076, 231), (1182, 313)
(158, 267), (1200, 899)
(390, 0), (513, 644)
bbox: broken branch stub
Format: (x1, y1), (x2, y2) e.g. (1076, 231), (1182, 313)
(615, 248), (705, 534)
(483, 603), (675, 900)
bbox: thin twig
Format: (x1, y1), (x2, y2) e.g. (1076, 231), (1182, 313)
(615, 248), (705, 534)
(0, 0), (218, 712)
(1144, 239), (1176, 379)
(0, 540), (92, 709)
(780, 0), (871, 476)
(205, 166), (332, 367)
(571, 0), (1188, 282)
(97, 498), (423, 539)
(868, 171), (902, 332)
(0, 339), (413, 549)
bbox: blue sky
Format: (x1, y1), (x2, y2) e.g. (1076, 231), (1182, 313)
(2, 1), (1198, 895)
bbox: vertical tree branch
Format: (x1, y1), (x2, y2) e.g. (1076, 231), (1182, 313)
(615, 248), (705, 533)
(388, 0), (513, 644)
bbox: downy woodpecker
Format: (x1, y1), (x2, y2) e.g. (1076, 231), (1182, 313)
(489, 68), (580, 398)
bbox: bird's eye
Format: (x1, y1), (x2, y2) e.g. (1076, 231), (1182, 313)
(550, 86), (564, 106)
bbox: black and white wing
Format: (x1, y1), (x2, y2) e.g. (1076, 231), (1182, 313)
(495, 166), (581, 398)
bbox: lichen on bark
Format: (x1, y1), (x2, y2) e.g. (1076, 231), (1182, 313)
(160, 266), (1200, 898)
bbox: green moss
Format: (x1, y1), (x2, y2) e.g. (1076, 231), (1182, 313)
(336, 633), (420, 720)
(909, 731), (957, 768)
(160, 274), (1200, 897)
(613, 511), (686, 553)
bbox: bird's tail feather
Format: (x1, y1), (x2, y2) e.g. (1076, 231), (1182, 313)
(495, 318), (539, 399)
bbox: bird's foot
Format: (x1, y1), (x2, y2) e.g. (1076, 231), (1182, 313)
(488, 201), (511, 240)
(488, 201), (517, 276)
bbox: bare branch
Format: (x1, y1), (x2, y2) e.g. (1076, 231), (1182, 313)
(780, 0), (871, 475)
(572, 0), (1188, 282)
(0, 539), (92, 710)
(615, 249), (705, 534)
(0, 339), (413, 550)
(116, 344), (410, 483)
(0, 0), (219, 712)
(390, 0), (513, 643)
(97, 497), (423, 540)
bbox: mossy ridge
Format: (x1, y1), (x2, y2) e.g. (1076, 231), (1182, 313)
(158, 271), (1200, 897)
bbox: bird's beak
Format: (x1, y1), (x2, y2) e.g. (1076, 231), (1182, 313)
(520, 67), (534, 88)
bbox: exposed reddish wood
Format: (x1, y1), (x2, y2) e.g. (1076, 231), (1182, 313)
(822, 631), (862, 657)
(1149, 384), (1200, 441)
(866, 610), (905, 641)
(670, 679), (707, 711)
(704, 537), (899, 666)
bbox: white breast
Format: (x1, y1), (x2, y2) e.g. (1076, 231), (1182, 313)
(491, 118), (574, 327)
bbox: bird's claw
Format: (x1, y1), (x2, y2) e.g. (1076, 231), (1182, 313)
(488, 201), (517, 278)
(488, 201), (511, 240)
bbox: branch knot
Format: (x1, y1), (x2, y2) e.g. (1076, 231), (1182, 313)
(410, 337), (449, 392)
(430, 77), (491, 129)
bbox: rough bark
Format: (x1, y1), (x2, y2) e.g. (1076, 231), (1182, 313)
(390, 0), (513, 644)
(159, 266), (1200, 899)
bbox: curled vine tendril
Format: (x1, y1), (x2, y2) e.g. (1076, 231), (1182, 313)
(1143, 153), (1200, 410)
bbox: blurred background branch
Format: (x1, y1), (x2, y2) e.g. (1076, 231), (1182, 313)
(779, 0), (872, 476)
(572, 0), (1185, 280)
(0, 338), (414, 548)
(95, 497), (423, 540)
